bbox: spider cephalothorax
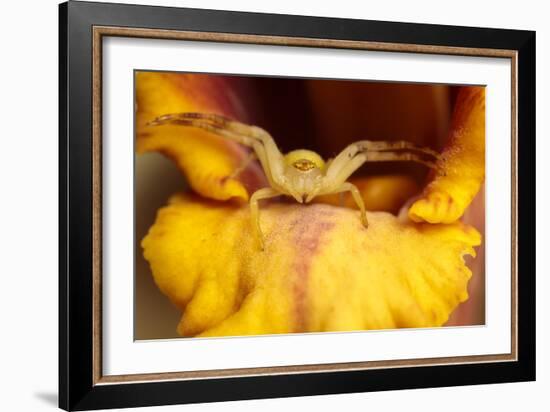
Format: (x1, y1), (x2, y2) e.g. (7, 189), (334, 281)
(149, 112), (439, 250)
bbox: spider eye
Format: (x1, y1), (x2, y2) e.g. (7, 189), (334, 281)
(292, 159), (317, 171)
(284, 149), (325, 171)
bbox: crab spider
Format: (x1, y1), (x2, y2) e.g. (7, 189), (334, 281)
(148, 112), (440, 250)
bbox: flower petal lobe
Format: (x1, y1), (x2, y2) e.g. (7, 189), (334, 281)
(136, 72), (267, 202)
(409, 87), (485, 223)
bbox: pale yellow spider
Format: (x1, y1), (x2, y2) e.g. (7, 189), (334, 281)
(149, 112), (439, 250)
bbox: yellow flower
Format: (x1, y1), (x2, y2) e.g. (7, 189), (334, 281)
(137, 72), (484, 337)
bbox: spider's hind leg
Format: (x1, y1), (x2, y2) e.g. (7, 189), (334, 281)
(228, 152), (258, 180)
(333, 182), (368, 228)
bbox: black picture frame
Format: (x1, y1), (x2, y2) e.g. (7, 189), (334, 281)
(59, 1), (536, 410)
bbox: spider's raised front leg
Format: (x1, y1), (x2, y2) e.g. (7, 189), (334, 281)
(318, 140), (439, 227)
(148, 112), (286, 193)
(324, 140), (439, 188)
(329, 140), (439, 163)
(249, 187), (281, 250)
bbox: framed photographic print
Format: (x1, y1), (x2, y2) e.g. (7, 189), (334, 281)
(59, 1), (536, 410)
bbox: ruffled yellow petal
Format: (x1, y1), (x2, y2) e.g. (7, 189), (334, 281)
(136, 72), (266, 201)
(409, 87), (485, 223)
(315, 175), (420, 214)
(142, 194), (480, 337)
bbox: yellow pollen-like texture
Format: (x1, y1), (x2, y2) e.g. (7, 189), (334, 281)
(409, 87), (485, 223)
